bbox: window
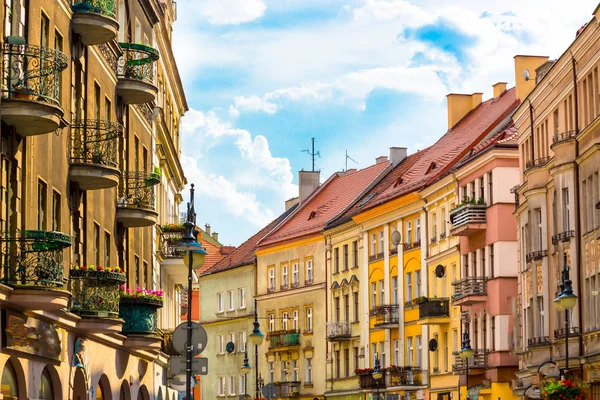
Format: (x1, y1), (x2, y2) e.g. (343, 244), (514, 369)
(379, 280), (384, 306)
(406, 221), (413, 243)
(94, 83), (101, 121)
(40, 367), (53, 400)
(335, 350), (341, 378)
(393, 339), (400, 365)
(379, 342), (386, 367)
(371, 233), (377, 256)
(292, 359), (299, 381)
(406, 272), (412, 301)
(268, 313), (275, 333)
(135, 19), (141, 43)
(305, 307), (313, 331)
(239, 331), (246, 352)
(41, 12), (49, 47)
(38, 180), (47, 229)
(104, 232), (111, 268)
(228, 290), (235, 311)
(344, 348), (350, 377)
(488, 172), (493, 204)
(539, 296), (545, 336)
(51, 191), (61, 231)
(282, 312), (289, 330)
(143, 261), (148, 287)
(371, 282), (377, 308)
(134, 136), (140, 171)
(217, 292), (225, 313)
(378, 231), (384, 255)
(441, 207), (446, 235)
(229, 376), (236, 395)
(134, 256), (140, 288)
(536, 208), (543, 251)
(443, 332), (449, 372)
(93, 223), (101, 267)
(334, 247), (340, 273)
(238, 375), (244, 397)
(228, 332), (235, 350)
(344, 294), (350, 321)
(481, 248), (486, 277)
(268, 362), (275, 383)
(415, 218), (421, 242)
(392, 276), (398, 305)
(268, 267), (275, 291)
(217, 376), (225, 396)
(239, 288), (246, 309)
(217, 335), (225, 354)
(415, 270), (421, 297)
(353, 241), (358, 268)
(118, 0), (126, 42)
(292, 309), (298, 330)
(433, 334), (439, 371)
(407, 336), (413, 366)
(563, 188), (570, 231)
(305, 259), (313, 284)
(282, 264), (289, 288)
(432, 212), (437, 238)
(353, 292), (359, 322)
(105, 97), (112, 122)
(489, 245), (494, 278)
(343, 244), (349, 270)
(416, 335), (422, 368)
(292, 262), (299, 286)
(371, 344), (377, 366)
(305, 358), (313, 383)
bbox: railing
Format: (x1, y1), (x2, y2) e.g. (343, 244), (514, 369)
(369, 252), (384, 262)
(268, 330), (300, 348)
(358, 374), (386, 389)
(554, 326), (579, 339)
(453, 351), (488, 371)
(525, 157), (550, 170)
(404, 241), (421, 251)
(326, 321), (351, 340)
(439, 232), (447, 239)
(418, 298), (450, 319)
(527, 336), (551, 348)
(389, 368), (422, 386)
(390, 247), (398, 256)
(69, 269), (126, 318)
(161, 230), (186, 258)
(449, 204), (486, 229)
(117, 171), (157, 211)
(117, 43), (159, 85)
(526, 250), (548, 263)
(404, 300), (416, 309)
(274, 381), (301, 397)
(1, 41), (68, 106)
(71, 0), (116, 18)
(552, 230), (575, 246)
(452, 277), (487, 300)
(70, 120), (122, 168)
(159, 329), (179, 356)
(430, 236), (437, 244)
(370, 305), (399, 326)
(0, 230), (71, 288)
(552, 130), (577, 144)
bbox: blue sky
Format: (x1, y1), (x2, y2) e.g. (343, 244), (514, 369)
(173, 0), (597, 246)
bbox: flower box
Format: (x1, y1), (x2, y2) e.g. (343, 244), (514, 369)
(119, 287), (164, 334)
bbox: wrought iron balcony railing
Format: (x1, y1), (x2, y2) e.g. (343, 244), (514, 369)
(404, 241), (421, 251)
(358, 373), (386, 389)
(161, 230), (186, 258)
(70, 120), (122, 168)
(117, 43), (159, 85)
(552, 130), (576, 144)
(418, 297), (450, 319)
(274, 381), (301, 397)
(71, 0), (116, 18)
(453, 350), (488, 371)
(389, 368), (422, 386)
(69, 269), (126, 318)
(369, 252), (384, 262)
(370, 304), (399, 326)
(449, 204), (486, 229)
(527, 336), (551, 348)
(526, 250), (548, 263)
(551, 230), (575, 246)
(452, 277), (487, 300)
(525, 157), (550, 170)
(326, 321), (351, 340)
(554, 326), (579, 339)
(117, 171), (157, 211)
(0, 230), (71, 288)
(1, 41), (68, 106)
(268, 330), (300, 348)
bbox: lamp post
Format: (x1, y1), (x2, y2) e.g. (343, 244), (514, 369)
(554, 252), (578, 379)
(372, 354), (383, 400)
(459, 328), (474, 400)
(175, 184), (208, 400)
(241, 350), (252, 395)
(248, 298), (265, 399)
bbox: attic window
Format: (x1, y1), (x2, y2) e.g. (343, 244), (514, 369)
(308, 211), (318, 220)
(426, 162), (437, 174)
(393, 178), (404, 188)
(357, 193), (377, 208)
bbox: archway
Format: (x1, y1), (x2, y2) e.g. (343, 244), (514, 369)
(137, 385), (150, 400)
(1, 357), (27, 400)
(119, 380), (131, 400)
(40, 366), (62, 399)
(96, 374), (113, 400)
(73, 369), (87, 400)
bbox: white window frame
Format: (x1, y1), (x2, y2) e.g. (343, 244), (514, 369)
(238, 375), (244, 396)
(393, 339), (399, 366)
(228, 290), (235, 311)
(407, 336), (414, 366)
(379, 280), (385, 306)
(229, 376), (236, 396)
(282, 312), (289, 330)
(268, 314), (275, 333)
(268, 267), (275, 290)
(238, 331), (246, 352)
(378, 231), (384, 254)
(416, 335), (422, 368)
(218, 335), (225, 354)
(217, 376), (225, 396)
(371, 282), (377, 307)
(415, 270), (421, 298)
(292, 359), (299, 381)
(306, 260), (313, 284)
(392, 276), (398, 305)
(292, 262), (299, 286)
(217, 292), (225, 313)
(239, 287), (246, 309)
(305, 358), (313, 383)
(292, 309), (298, 330)
(406, 221), (412, 244)
(371, 233), (377, 255)
(268, 362), (275, 383)
(282, 264), (289, 287)
(406, 272), (412, 301)
(227, 332), (235, 352)
(305, 307), (313, 331)
(415, 218), (421, 241)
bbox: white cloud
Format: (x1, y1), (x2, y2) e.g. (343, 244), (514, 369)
(352, 0), (434, 26)
(196, 0), (266, 25)
(229, 95), (279, 118)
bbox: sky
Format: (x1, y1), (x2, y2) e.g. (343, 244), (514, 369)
(172, 0), (598, 246)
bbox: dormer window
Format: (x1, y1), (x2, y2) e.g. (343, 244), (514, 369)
(426, 162), (437, 174)
(308, 211), (318, 220)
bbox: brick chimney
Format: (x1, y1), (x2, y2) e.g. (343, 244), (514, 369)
(299, 170), (320, 204)
(446, 92), (482, 130)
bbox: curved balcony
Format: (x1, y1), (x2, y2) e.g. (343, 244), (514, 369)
(116, 171), (159, 227)
(370, 304), (399, 328)
(71, 0), (119, 46)
(1, 230), (72, 311)
(326, 321), (352, 342)
(1, 40), (67, 136)
(69, 120), (122, 190)
(117, 43), (159, 104)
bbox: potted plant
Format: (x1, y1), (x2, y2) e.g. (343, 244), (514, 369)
(542, 379), (588, 400)
(119, 286), (164, 335)
(354, 368), (374, 376)
(145, 166), (161, 186)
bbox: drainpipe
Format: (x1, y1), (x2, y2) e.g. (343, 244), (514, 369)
(529, 101), (535, 164)
(325, 235), (331, 393)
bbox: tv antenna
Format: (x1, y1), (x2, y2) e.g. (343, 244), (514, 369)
(301, 137), (320, 172)
(345, 150), (358, 171)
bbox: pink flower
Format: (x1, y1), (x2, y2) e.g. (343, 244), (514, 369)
(120, 285), (125, 290)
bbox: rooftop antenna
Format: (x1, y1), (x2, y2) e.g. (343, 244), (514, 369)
(301, 137), (320, 172)
(345, 150), (358, 171)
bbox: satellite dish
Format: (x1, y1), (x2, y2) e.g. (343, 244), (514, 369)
(391, 230), (402, 246)
(226, 342), (235, 353)
(435, 264), (445, 278)
(428, 338), (438, 352)
(524, 69), (531, 81)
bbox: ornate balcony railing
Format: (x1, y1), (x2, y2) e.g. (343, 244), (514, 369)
(370, 304), (399, 326)
(452, 277), (487, 300)
(274, 381), (301, 397)
(358, 373), (386, 389)
(551, 230), (575, 246)
(69, 269), (126, 318)
(161, 230), (186, 258)
(449, 204), (486, 229)
(369, 252), (384, 262)
(268, 330), (300, 348)
(1, 41), (68, 106)
(404, 241), (421, 251)
(554, 326), (579, 339)
(525, 157), (550, 170)
(159, 329), (179, 356)
(117, 43), (159, 85)
(552, 130), (576, 144)
(389, 368), (422, 386)
(526, 250), (548, 263)
(453, 351), (488, 371)
(326, 321), (351, 340)
(527, 336), (551, 348)
(418, 297), (450, 319)
(0, 230), (71, 288)
(70, 120), (122, 167)
(117, 171), (157, 211)
(71, 0), (116, 18)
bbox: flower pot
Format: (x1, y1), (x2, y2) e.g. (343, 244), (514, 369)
(119, 297), (163, 334)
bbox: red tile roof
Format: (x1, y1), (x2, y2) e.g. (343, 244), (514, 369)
(454, 122), (518, 168)
(196, 238), (225, 275)
(201, 204), (299, 276)
(258, 163), (389, 248)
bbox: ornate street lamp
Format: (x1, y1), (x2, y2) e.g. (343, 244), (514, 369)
(459, 328), (474, 400)
(554, 252), (577, 378)
(372, 354), (383, 400)
(248, 298), (264, 399)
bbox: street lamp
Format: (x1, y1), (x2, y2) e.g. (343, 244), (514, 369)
(372, 354), (383, 400)
(248, 298), (264, 399)
(553, 252), (577, 378)
(241, 350), (251, 395)
(459, 328), (474, 400)
(175, 184), (208, 400)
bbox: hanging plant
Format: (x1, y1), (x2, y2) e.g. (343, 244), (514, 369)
(542, 379), (589, 400)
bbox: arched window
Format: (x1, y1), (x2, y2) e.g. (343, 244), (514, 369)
(40, 368), (54, 400)
(1, 362), (18, 400)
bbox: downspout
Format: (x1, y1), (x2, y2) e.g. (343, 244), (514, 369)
(325, 235), (331, 393)
(529, 101), (535, 163)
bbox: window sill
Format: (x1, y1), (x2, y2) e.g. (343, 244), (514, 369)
(304, 383), (314, 388)
(303, 330), (313, 336)
(239, 306), (247, 311)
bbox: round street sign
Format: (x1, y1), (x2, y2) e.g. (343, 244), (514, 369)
(262, 383), (276, 399)
(173, 322), (208, 356)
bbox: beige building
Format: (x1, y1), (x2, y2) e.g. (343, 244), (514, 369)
(0, 0), (186, 398)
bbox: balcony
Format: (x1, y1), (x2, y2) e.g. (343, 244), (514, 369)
(525, 157), (550, 171)
(526, 250), (548, 263)
(71, 0), (119, 46)
(369, 252), (384, 262)
(1, 39), (67, 136)
(69, 120), (122, 190)
(552, 130), (577, 145)
(389, 368), (422, 387)
(326, 321), (352, 342)
(554, 326), (579, 339)
(274, 381), (301, 397)
(1, 230), (71, 311)
(452, 277), (487, 305)
(390, 247), (398, 256)
(404, 241), (421, 251)
(453, 351), (488, 372)
(449, 204), (486, 236)
(527, 336), (551, 348)
(268, 330), (300, 350)
(417, 297), (450, 325)
(116, 43), (159, 104)
(161, 228), (186, 259)
(358, 373), (386, 389)
(116, 171), (159, 227)
(370, 305), (399, 328)
(552, 230), (575, 246)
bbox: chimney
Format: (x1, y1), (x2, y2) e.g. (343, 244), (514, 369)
(205, 224), (211, 235)
(514, 55), (549, 101)
(375, 156), (388, 164)
(212, 232), (219, 242)
(299, 170), (320, 204)
(285, 197), (299, 211)
(446, 93), (482, 130)
(493, 82), (507, 98)
(390, 147), (407, 167)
